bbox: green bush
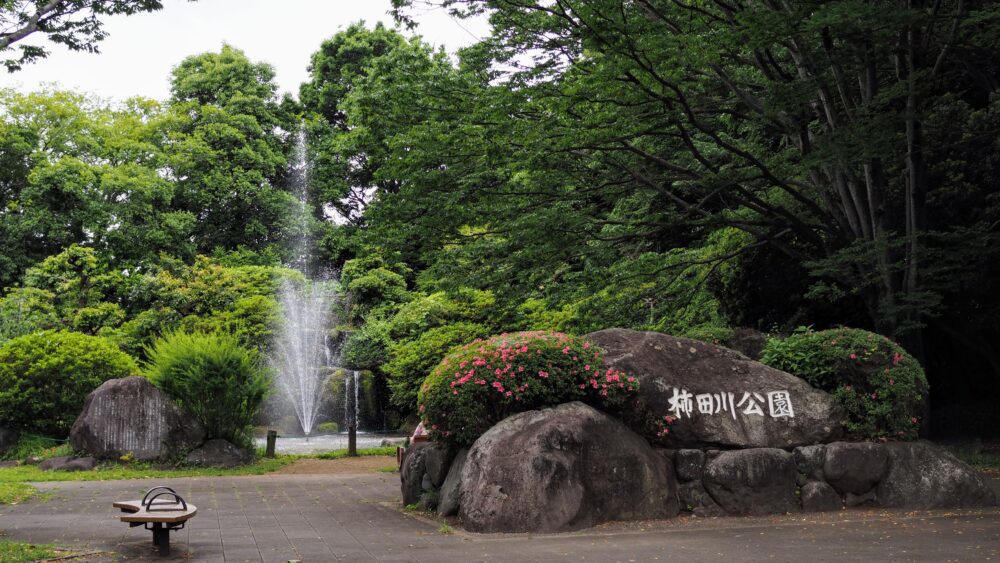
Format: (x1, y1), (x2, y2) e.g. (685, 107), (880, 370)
(760, 327), (928, 439)
(0, 288), (58, 344)
(340, 322), (390, 371)
(316, 422), (339, 434)
(0, 434), (70, 462)
(386, 289), (496, 340)
(178, 294), (281, 350)
(347, 268), (408, 306)
(0, 330), (139, 436)
(418, 331), (639, 446)
(145, 331), (270, 448)
(71, 302), (126, 334)
(386, 321), (490, 412)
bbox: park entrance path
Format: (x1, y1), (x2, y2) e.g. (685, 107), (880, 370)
(2, 469), (1000, 562)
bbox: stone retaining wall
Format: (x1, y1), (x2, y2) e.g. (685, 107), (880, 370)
(402, 414), (996, 532)
(670, 441), (996, 516)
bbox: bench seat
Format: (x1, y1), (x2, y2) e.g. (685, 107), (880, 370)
(117, 501), (197, 524)
(114, 487), (196, 555)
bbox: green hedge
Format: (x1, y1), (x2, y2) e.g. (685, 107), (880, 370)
(418, 331), (638, 446)
(760, 328), (928, 439)
(0, 330), (138, 436)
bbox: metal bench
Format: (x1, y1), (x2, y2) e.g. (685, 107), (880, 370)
(114, 486), (197, 556)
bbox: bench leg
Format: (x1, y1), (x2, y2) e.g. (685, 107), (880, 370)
(151, 523), (170, 556)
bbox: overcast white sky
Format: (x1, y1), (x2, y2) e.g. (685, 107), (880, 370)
(0, 0), (490, 102)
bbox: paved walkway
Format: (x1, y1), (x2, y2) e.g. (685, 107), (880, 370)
(2, 470), (1000, 562)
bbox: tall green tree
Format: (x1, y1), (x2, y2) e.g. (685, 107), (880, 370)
(385, 0), (1000, 356)
(300, 23), (449, 225)
(0, 0), (178, 71)
(161, 45), (300, 253)
(0, 89), (196, 287)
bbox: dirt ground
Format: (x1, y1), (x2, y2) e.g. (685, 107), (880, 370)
(272, 455), (398, 475)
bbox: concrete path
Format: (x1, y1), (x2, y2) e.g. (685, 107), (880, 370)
(2, 471), (1000, 562)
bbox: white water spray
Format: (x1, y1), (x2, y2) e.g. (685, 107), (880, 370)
(270, 128), (337, 436)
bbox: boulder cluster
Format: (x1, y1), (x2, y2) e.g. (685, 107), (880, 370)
(55, 376), (250, 469)
(401, 329), (997, 533)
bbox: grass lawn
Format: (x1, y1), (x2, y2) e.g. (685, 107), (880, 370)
(0, 483), (35, 505)
(314, 446), (397, 459)
(0, 446), (398, 484)
(0, 457), (293, 483)
(0, 540), (60, 562)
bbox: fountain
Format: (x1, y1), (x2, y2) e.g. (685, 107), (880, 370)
(271, 282), (334, 436)
(265, 128), (402, 451)
(270, 127), (337, 436)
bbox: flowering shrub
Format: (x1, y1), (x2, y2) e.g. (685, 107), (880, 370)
(654, 415), (678, 439)
(760, 327), (928, 440)
(418, 331), (639, 446)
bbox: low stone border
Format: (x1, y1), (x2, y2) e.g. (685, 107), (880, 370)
(404, 434), (997, 531)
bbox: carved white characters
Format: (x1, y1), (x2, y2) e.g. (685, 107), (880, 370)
(668, 388), (694, 418)
(767, 390), (795, 418)
(667, 388), (794, 420)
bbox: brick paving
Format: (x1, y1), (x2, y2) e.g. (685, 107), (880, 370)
(2, 472), (1000, 562)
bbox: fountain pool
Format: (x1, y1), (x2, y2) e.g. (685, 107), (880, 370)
(255, 432), (407, 455)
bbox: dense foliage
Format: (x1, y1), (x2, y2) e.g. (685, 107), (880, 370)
(2, 4), (999, 437)
(418, 331), (638, 446)
(386, 321), (490, 412)
(761, 328), (929, 439)
(0, 331), (138, 436)
(145, 331), (270, 448)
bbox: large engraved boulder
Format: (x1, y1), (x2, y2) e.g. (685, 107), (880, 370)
(70, 377), (204, 460)
(459, 402), (678, 533)
(586, 329), (845, 448)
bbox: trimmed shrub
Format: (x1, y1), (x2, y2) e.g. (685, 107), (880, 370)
(145, 331), (270, 449)
(386, 321), (490, 412)
(760, 327), (928, 439)
(418, 331), (639, 446)
(0, 330), (139, 436)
